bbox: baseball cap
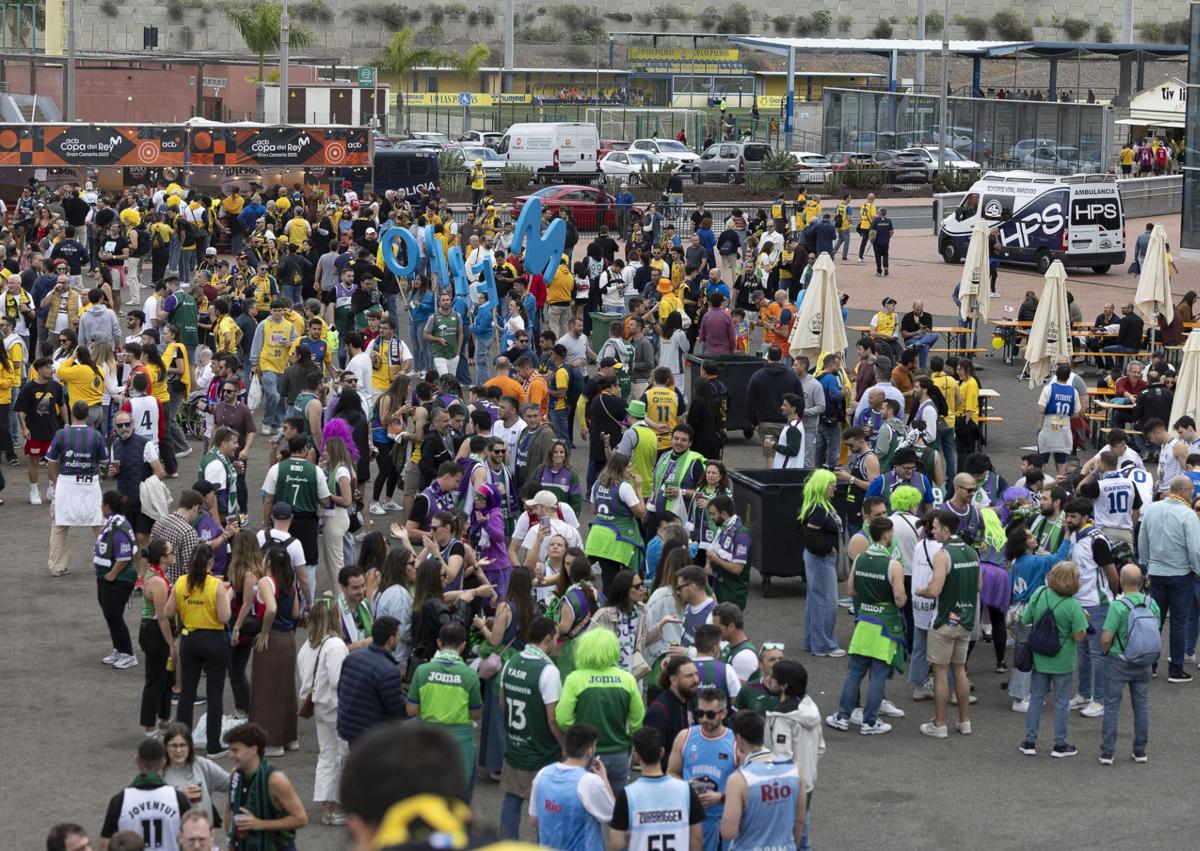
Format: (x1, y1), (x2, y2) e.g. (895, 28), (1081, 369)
(524, 490), (559, 509)
(205, 246), (217, 255)
(190, 480), (216, 497)
(271, 502), (294, 519)
(627, 399), (647, 418)
(366, 227), (377, 235)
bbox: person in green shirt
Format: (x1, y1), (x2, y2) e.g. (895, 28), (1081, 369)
(407, 622), (483, 802)
(736, 644), (785, 716)
(1018, 561), (1088, 758)
(1099, 563), (1161, 764)
(555, 627), (645, 802)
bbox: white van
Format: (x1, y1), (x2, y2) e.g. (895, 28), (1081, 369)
(939, 171), (1125, 274)
(496, 122), (599, 182)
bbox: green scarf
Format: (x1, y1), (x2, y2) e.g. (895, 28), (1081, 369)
(131, 771), (165, 787)
(229, 758), (291, 850)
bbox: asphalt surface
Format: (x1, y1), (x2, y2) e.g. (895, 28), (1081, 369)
(4, 300), (1196, 850)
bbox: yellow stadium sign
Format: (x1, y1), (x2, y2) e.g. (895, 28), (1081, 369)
(627, 46), (744, 74)
(403, 93), (532, 107)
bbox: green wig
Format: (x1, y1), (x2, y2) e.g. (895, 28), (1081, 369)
(798, 469), (837, 522)
(888, 484), (923, 515)
(573, 626), (621, 671)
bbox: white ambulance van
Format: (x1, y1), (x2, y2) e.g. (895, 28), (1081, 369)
(496, 122), (600, 182)
(939, 171), (1125, 274)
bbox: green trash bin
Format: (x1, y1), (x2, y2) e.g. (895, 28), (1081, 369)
(589, 312), (623, 353)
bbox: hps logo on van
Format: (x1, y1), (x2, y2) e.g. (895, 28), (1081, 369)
(1070, 198), (1121, 231)
(998, 189), (1068, 249)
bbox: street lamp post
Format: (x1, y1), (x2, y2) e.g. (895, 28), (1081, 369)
(65, 0), (76, 120)
(936, 0), (949, 175)
(279, 0), (289, 123)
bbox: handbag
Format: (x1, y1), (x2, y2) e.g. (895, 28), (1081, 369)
(477, 633), (516, 680)
(630, 650), (651, 680)
(298, 640), (325, 719)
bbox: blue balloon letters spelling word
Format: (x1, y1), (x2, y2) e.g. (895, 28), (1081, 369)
(512, 196), (566, 280)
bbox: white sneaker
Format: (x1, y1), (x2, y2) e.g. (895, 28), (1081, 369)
(45, 484), (55, 501)
(29, 487), (41, 506)
(262, 425), (274, 436)
(113, 653), (139, 670)
(824, 714), (850, 731)
(1186, 653), (1198, 665)
(836, 597), (854, 609)
(878, 699), (905, 718)
(1011, 697), (1030, 713)
(860, 720), (892, 735)
(1068, 693), (1090, 710)
(177, 446), (193, 458)
(102, 649), (120, 665)
(989, 292), (1000, 298)
(848, 707), (864, 725)
(369, 502), (387, 516)
(382, 500), (403, 512)
(1080, 701), (1105, 718)
(263, 745), (285, 757)
(815, 648), (846, 658)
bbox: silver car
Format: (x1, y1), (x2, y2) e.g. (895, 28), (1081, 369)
(692, 141), (773, 184)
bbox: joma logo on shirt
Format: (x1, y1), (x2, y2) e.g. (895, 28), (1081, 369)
(428, 671), (463, 684)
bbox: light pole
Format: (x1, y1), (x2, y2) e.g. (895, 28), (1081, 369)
(936, 0), (949, 175)
(279, 0), (289, 124)
(65, 0), (76, 120)
(503, 0), (515, 92)
(916, 0), (926, 90)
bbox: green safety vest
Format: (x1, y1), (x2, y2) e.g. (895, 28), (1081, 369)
(200, 447), (240, 518)
(933, 538), (980, 631)
(630, 424), (659, 500)
(274, 457), (319, 514)
(497, 647), (562, 771)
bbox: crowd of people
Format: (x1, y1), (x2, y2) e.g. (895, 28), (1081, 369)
(13, 171), (1199, 851)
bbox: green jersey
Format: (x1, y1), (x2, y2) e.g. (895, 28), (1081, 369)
(428, 311), (461, 359)
(932, 538), (980, 631)
(498, 646), (563, 771)
(874, 417), (906, 471)
(734, 683), (781, 716)
(200, 446), (239, 517)
(848, 545), (906, 669)
(410, 650), (482, 727)
(293, 391), (318, 446)
(168, 290), (199, 346)
(556, 665), (645, 754)
(273, 457), (320, 514)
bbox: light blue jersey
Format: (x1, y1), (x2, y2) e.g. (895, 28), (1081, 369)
(532, 764), (604, 851)
(728, 758), (801, 851)
(623, 775), (692, 851)
(681, 726), (737, 851)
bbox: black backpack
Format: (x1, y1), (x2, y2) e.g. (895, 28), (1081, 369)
(261, 532), (297, 557)
(1027, 588), (1064, 657)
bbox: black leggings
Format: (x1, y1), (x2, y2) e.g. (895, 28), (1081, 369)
(229, 641), (252, 713)
(139, 620), (173, 728)
(988, 605), (1008, 666)
(176, 629), (229, 753)
(372, 440), (397, 501)
(96, 576), (134, 655)
(0, 403), (13, 460)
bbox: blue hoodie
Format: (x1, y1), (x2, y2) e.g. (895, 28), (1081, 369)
(471, 301), (495, 338)
(1010, 536), (1072, 604)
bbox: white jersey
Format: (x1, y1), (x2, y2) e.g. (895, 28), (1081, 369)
(910, 537), (941, 630)
(126, 395), (160, 445)
(623, 775), (693, 851)
(1093, 472), (1136, 531)
(1121, 466), (1154, 508)
(118, 785), (183, 850)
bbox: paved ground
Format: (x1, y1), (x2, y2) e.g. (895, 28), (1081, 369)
(5, 215), (1199, 849)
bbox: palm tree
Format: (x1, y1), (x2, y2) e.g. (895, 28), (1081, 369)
(373, 30), (450, 134)
(453, 43), (491, 133)
(223, 1), (316, 82)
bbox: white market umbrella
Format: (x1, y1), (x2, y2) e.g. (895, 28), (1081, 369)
(788, 252), (848, 363)
(1134, 223), (1174, 334)
(1169, 329), (1200, 426)
(1024, 259), (1073, 389)
(958, 220), (990, 347)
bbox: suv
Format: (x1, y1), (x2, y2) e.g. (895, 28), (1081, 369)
(902, 146), (980, 178)
(870, 149), (929, 182)
(631, 138), (699, 165)
(458, 130), (503, 149)
(693, 141), (773, 183)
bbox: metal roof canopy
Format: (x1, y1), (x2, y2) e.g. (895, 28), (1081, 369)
(725, 35), (1187, 60)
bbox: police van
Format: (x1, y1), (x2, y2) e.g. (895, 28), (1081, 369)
(939, 171), (1125, 274)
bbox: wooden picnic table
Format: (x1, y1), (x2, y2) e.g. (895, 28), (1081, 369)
(977, 387), (1000, 445)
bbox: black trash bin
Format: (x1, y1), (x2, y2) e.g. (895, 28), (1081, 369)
(730, 469), (853, 597)
(684, 353), (766, 440)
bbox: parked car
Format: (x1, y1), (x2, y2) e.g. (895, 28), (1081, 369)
(1020, 145), (1102, 175)
(826, 151), (874, 171)
(394, 139), (444, 152)
(599, 150), (665, 183)
(452, 146), (507, 182)
(599, 139), (631, 158)
(458, 130), (503, 149)
(631, 138), (699, 166)
(869, 149), (929, 182)
(787, 151), (833, 184)
(409, 131), (453, 148)
(1006, 138), (1058, 162)
(902, 146), (981, 177)
(510, 185), (642, 231)
(693, 141), (772, 183)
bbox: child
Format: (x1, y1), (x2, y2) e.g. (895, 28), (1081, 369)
(731, 308), (751, 354)
(765, 660), (824, 850)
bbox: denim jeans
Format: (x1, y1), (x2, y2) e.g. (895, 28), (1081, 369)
(178, 247), (195, 284)
(1100, 655), (1151, 755)
(1184, 575), (1200, 655)
(938, 427), (957, 483)
(455, 343), (474, 385)
(1025, 670), (1072, 746)
(1008, 621), (1031, 700)
(1149, 572), (1193, 677)
(1076, 602), (1109, 702)
(598, 751), (631, 803)
(813, 421), (841, 469)
(548, 408), (571, 446)
(500, 792), (526, 840)
(834, 229), (851, 260)
(282, 284), (303, 305)
(230, 229), (243, 258)
(803, 549), (840, 654)
(410, 323), (432, 372)
(835, 653), (891, 725)
(259, 369), (286, 428)
(908, 625), (930, 688)
(473, 334), (493, 384)
(166, 388), (191, 454)
(908, 331), (939, 369)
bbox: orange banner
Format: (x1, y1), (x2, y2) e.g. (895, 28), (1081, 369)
(0, 125), (186, 166)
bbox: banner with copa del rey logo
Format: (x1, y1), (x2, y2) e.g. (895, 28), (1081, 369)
(229, 127), (370, 167)
(0, 125), (187, 166)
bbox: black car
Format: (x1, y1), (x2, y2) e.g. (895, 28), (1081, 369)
(871, 149), (929, 183)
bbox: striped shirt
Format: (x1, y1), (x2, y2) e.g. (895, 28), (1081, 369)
(46, 425), (108, 478)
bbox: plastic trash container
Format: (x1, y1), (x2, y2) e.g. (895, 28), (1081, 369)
(589, 312), (623, 354)
(684, 353), (766, 439)
(730, 469), (853, 596)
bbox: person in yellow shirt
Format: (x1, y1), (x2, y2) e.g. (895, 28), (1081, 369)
(955, 358), (980, 468)
(644, 367), (679, 451)
(655, 278), (683, 329)
(470, 159), (487, 209)
(251, 301), (299, 430)
(286, 211), (311, 248)
(56, 346), (107, 427)
(138, 336), (171, 405)
(1119, 142), (1135, 176)
(249, 264), (279, 315)
(857, 192), (877, 264)
(545, 344), (575, 446)
(1, 314), (25, 380)
(163, 325), (192, 394)
(479, 205), (497, 238)
(282, 301), (306, 337)
(212, 298), (242, 355)
(0, 338), (17, 462)
(804, 194), (821, 227)
(928, 354), (960, 478)
(545, 256), (575, 339)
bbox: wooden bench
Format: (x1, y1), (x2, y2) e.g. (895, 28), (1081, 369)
(931, 347), (988, 355)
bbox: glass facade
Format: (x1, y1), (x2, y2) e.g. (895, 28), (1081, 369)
(822, 88), (1111, 175)
(1181, 3), (1200, 250)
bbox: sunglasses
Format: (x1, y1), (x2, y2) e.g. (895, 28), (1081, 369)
(429, 524), (444, 531)
(694, 709), (723, 720)
(343, 377), (358, 383)
(114, 422), (133, 430)
(674, 583), (691, 591)
(762, 642), (785, 651)
(223, 388), (237, 395)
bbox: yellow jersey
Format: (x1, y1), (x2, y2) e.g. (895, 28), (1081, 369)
(284, 309), (305, 336)
(550, 365), (569, 411)
(470, 167), (486, 191)
(257, 318), (297, 374)
(251, 274), (278, 313)
(147, 362), (169, 404)
(55, 357), (105, 406)
(174, 574), (224, 631)
(164, 341), (191, 393)
(644, 386), (678, 450)
(215, 315), (240, 354)
(858, 202), (877, 232)
(286, 216), (310, 246)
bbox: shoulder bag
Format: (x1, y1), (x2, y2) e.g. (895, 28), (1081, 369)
(298, 639), (325, 719)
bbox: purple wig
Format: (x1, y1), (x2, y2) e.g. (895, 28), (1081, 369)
(320, 417), (361, 464)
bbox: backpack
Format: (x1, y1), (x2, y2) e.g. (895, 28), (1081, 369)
(261, 532), (297, 556)
(130, 225), (150, 257)
(1026, 588), (1064, 657)
(563, 362), (585, 412)
(834, 207), (845, 229)
(1116, 596), (1161, 666)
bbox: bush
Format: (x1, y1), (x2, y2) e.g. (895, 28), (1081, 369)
(369, 2), (406, 29)
(842, 163), (886, 190)
(933, 168), (981, 193)
(955, 15), (988, 39)
(550, 4), (604, 38)
(635, 162), (676, 192)
(501, 165), (534, 190)
(417, 24), (445, 42)
(441, 173), (468, 193)
(654, 4), (691, 28)
(292, 0), (333, 23)
(773, 15), (791, 33)
(924, 9), (943, 32)
(837, 16), (851, 33)
(795, 12), (832, 36)
(1164, 19), (1191, 43)
(604, 12), (633, 22)
(481, 8), (495, 25)
(717, 2), (751, 33)
(429, 6), (445, 24)
(516, 24), (564, 42)
(444, 2), (468, 16)
(699, 6), (720, 30)
(636, 12), (654, 26)
(1061, 17), (1089, 39)
(991, 10), (1032, 40)
(100, 0), (120, 16)
(1094, 22), (1115, 42)
(563, 44), (592, 64)
(758, 151), (799, 190)
(871, 20), (893, 38)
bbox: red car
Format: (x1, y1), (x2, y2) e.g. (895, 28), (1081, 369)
(510, 185), (642, 231)
(599, 139), (631, 158)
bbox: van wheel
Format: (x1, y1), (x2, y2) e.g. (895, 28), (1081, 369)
(1092, 265), (1111, 274)
(1035, 250), (1052, 274)
(940, 240), (958, 263)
